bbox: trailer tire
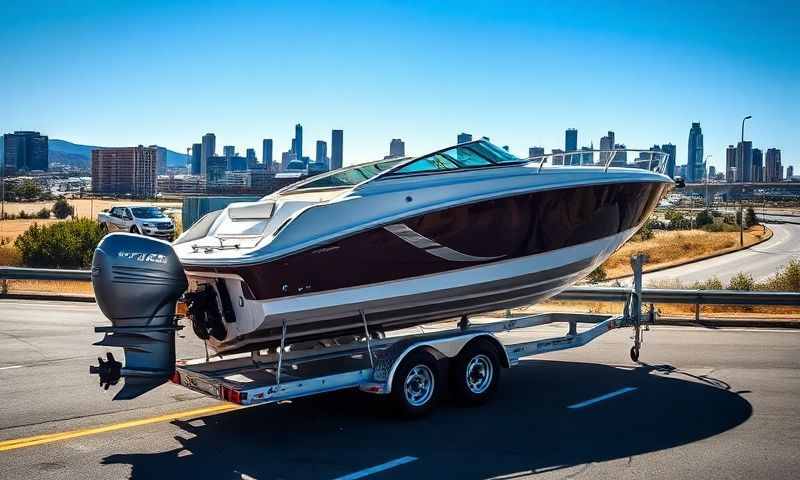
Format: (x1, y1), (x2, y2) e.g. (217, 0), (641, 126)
(391, 350), (439, 418)
(450, 340), (501, 406)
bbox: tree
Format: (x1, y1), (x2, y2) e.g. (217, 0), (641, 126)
(14, 179), (43, 200)
(695, 209), (714, 228)
(14, 218), (105, 268)
(727, 272), (755, 291)
(587, 265), (608, 283)
(52, 198), (74, 219)
(745, 207), (757, 228)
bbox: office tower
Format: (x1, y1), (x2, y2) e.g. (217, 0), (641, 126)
(91, 146), (157, 197)
(660, 143), (677, 179)
(147, 145), (167, 175)
(262, 139), (273, 171)
(551, 149), (565, 165)
(736, 140), (752, 182)
(687, 122), (703, 182)
(292, 123), (303, 160)
(580, 146), (593, 165)
(752, 148), (763, 182)
(457, 132), (472, 144)
(599, 131), (615, 163)
(331, 129), (343, 170)
(246, 148), (257, 169)
(2, 131), (48, 173)
(612, 144), (627, 166)
(315, 140), (328, 165)
(281, 151), (297, 171)
(206, 156), (228, 182)
(765, 148), (781, 182)
(528, 146), (545, 158)
(565, 128), (577, 154)
(708, 165), (717, 178)
(223, 145), (235, 158)
(190, 144), (202, 175)
(787, 166), (794, 180)
(725, 145), (736, 183)
(389, 139), (405, 158)
(201, 133), (216, 176)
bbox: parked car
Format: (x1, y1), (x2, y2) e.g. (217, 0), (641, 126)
(97, 205), (176, 241)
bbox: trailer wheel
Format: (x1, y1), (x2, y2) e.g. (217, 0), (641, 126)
(450, 340), (501, 405)
(391, 350), (439, 417)
(630, 346), (640, 362)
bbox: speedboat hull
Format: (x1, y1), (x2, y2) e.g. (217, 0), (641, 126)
(182, 179), (668, 354)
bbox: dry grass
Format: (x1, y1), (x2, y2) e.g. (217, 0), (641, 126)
(3, 279), (94, 295)
(602, 227), (768, 278)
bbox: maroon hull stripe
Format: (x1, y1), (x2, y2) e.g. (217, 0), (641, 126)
(187, 181), (666, 300)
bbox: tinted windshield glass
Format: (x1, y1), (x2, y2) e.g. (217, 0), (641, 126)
(131, 207), (165, 218)
(294, 158), (404, 189)
(468, 141), (522, 163)
(389, 140), (520, 176)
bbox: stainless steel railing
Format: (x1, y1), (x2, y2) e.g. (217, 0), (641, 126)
(524, 149), (670, 175)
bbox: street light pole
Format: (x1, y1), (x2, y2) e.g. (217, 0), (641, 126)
(739, 115), (751, 247)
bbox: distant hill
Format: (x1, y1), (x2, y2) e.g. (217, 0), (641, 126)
(0, 137), (188, 169)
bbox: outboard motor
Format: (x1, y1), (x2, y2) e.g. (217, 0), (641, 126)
(90, 233), (187, 399)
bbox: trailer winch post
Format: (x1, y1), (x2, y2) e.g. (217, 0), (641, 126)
(629, 254), (645, 362)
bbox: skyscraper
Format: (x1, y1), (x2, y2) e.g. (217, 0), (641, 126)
(457, 132), (472, 144)
(91, 146), (157, 197)
(315, 140), (328, 165)
(389, 138), (405, 158)
(736, 140), (752, 182)
(687, 122), (703, 182)
(262, 139), (273, 171)
(599, 131), (615, 164)
(528, 146), (545, 158)
(292, 123), (303, 160)
(765, 148), (782, 182)
(331, 129), (343, 170)
(201, 133), (216, 176)
(725, 145), (737, 183)
(752, 148), (763, 182)
(565, 128), (577, 153)
(246, 148), (257, 169)
(787, 165), (794, 180)
(660, 143), (677, 179)
(3, 131), (48, 173)
(191, 143), (202, 175)
(223, 145), (235, 158)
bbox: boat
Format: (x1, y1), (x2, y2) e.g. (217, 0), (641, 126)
(91, 139), (671, 368)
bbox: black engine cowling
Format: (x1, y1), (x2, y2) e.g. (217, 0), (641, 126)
(90, 233), (188, 399)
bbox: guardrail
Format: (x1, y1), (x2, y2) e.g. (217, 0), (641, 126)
(2, 267), (798, 320)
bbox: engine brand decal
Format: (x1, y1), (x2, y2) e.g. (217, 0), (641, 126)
(117, 252), (168, 264)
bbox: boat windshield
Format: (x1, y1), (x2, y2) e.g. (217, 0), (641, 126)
(388, 140), (523, 176)
(291, 158), (406, 190)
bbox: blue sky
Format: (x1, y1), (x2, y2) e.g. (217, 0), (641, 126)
(3, 0), (798, 170)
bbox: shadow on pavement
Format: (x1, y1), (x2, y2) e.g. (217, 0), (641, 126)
(101, 360), (752, 479)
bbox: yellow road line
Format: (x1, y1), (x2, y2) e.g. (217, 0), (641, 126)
(0, 403), (240, 452)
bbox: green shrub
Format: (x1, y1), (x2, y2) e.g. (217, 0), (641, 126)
(632, 221), (654, 241)
(14, 179), (43, 200)
(35, 207), (51, 219)
(727, 272), (755, 291)
(692, 277), (723, 290)
(758, 258), (800, 292)
(695, 209), (714, 227)
(745, 207), (757, 227)
(18, 210), (30, 219)
(587, 265), (608, 283)
(52, 198), (74, 219)
(14, 218), (105, 268)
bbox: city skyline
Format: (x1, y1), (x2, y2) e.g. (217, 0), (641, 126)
(2, 1), (798, 171)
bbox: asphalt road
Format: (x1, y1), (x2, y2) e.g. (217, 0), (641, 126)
(619, 221), (800, 287)
(1, 299), (799, 479)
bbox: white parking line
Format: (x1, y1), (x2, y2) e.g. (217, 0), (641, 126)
(568, 387), (638, 409)
(333, 456), (418, 480)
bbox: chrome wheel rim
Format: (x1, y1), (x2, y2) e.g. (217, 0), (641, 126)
(404, 364), (434, 407)
(465, 354), (493, 394)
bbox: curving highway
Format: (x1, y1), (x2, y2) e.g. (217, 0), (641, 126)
(618, 220), (800, 288)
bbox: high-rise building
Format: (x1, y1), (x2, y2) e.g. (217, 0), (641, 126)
(331, 129), (343, 170)
(457, 132), (472, 144)
(223, 145), (235, 158)
(765, 148), (782, 182)
(206, 156), (228, 182)
(388, 139), (405, 158)
(565, 128), (577, 153)
(725, 145), (737, 183)
(687, 122), (703, 182)
(148, 145), (167, 175)
(528, 146), (545, 158)
(292, 124), (303, 161)
(2, 131), (48, 173)
(315, 140), (328, 166)
(736, 140), (752, 183)
(660, 143), (677, 179)
(246, 148), (257, 169)
(281, 151), (297, 171)
(91, 146), (157, 197)
(191, 143), (202, 175)
(599, 131), (615, 163)
(787, 165), (794, 180)
(612, 144), (628, 166)
(708, 165), (717, 178)
(752, 148), (763, 182)
(551, 149), (565, 165)
(262, 139), (273, 171)
(201, 133), (216, 176)
(580, 146), (593, 165)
